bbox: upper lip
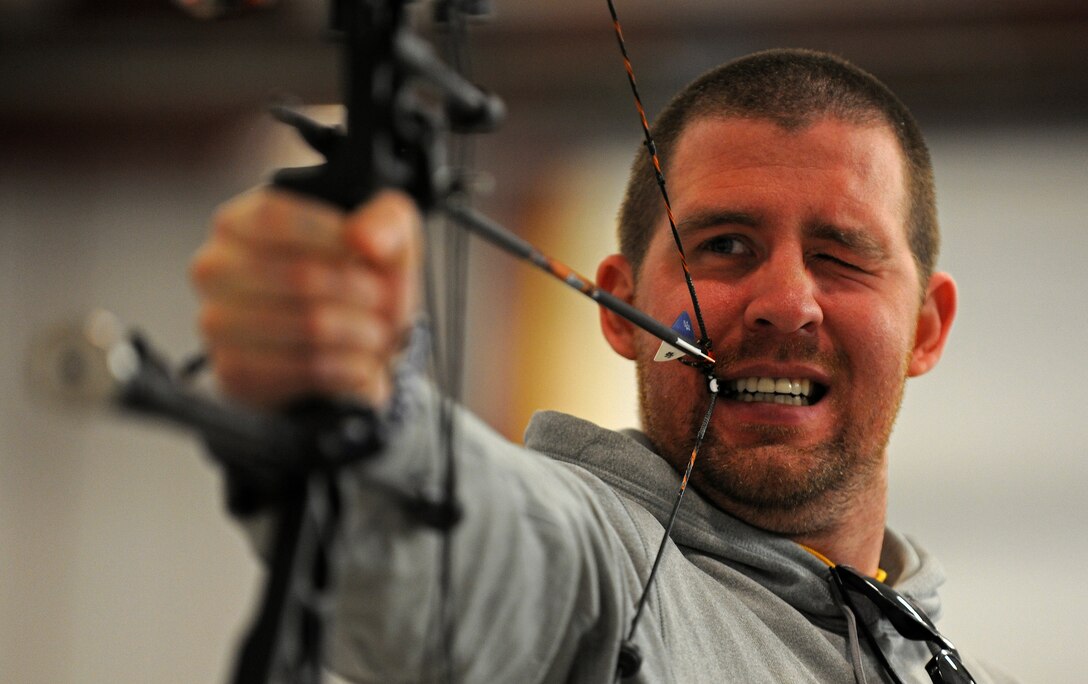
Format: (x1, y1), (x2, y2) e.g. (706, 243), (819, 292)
(718, 364), (831, 386)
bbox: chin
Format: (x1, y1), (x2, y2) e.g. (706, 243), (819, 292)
(686, 434), (883, 536)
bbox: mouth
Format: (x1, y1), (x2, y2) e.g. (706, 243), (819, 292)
(717, 376), (829, 407)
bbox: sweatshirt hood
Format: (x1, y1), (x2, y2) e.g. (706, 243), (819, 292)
(523, 410), (946, 630)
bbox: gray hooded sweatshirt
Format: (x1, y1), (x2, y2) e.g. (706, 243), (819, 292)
(315, 393), (1016, 683)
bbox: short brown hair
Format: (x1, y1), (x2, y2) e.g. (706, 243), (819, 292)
(617, 48), (938, 289)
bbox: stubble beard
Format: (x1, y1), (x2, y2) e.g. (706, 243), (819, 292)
(636, 344), (909, 537)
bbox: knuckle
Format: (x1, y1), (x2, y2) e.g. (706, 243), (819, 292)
(210, 205), (234, 238)
(353, 320), (381, 352)
(197, 304), (226, 338)
(211, 197), (254, 243)
(188, 252), (211, 289)
(344, 268), (380, 309)
(250, 194), (292, 244)
(253, 197), (279, 229)
(189, 247), (225, 290)
(300, 304), (336, 345)
(302, 352), (339, 390)
(368, 321), (397, 356)
(212, 352), (248, 393)
(287, 260), (325, 298)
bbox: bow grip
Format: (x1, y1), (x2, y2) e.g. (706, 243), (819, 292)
(270, 119), (379, 212)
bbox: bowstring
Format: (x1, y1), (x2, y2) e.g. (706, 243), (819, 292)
(625, 391), (717, 626)
(604, 1), (721, 678)
(605, 0), (710, 348)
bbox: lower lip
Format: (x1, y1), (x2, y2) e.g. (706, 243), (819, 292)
(717, 395), (824, 425)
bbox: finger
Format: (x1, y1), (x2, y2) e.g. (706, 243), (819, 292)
(211, 345), (393, 409)
(199, 300), (396, 354)
(212, 187), (350, 257)
(191, 241), (386, 309)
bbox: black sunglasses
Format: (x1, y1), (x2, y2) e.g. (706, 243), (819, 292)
(829, 564), (976, 684)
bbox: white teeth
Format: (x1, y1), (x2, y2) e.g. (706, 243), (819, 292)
(729, 376), (816, 405)
(753, 393), (806, 406)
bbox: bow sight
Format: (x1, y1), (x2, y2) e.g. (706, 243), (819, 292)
(271, 0), (504, 212)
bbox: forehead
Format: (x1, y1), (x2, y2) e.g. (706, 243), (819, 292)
(666, 115), (910, 237)
(671, 113), (905, 169)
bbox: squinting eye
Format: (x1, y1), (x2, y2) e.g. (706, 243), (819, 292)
(704, 235), (750, 255)
(814, 253), (863, 272)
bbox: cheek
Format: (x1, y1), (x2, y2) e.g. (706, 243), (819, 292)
(632, 281), (706, 347)
(836, 299), (918, 380)
(640, 276), (744, 344)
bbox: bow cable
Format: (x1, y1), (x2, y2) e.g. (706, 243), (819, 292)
(426, 5), (476, 681)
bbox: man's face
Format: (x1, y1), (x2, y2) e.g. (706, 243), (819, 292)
(600, 116), (950, 535)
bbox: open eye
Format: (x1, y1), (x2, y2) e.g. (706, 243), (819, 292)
(702, 235), (751, 256)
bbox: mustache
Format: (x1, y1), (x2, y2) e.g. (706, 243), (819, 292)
(710, 333), (845, 376)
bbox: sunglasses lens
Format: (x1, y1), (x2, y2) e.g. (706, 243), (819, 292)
(926, 649), (975, 684)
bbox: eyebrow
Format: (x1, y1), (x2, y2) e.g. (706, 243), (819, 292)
(676, 209), (761, 235)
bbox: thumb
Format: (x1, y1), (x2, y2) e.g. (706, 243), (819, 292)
(344, 189), (422, 272)
(343, 189), (424, 331)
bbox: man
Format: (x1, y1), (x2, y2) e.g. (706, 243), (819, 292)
(191, 50), (1014, 682)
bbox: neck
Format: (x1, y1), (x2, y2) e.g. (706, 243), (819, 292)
(790, 467), (888, 575)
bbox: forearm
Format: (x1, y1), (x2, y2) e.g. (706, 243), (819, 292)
(323, 381), (633, 683)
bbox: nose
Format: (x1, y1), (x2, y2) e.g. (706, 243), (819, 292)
(742, 253), (823, 334)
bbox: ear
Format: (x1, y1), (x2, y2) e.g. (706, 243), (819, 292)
(907, 272), (957, 377)
(597, 253), (638, 360)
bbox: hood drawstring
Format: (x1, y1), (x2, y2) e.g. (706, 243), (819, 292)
(829, 575), (869, 684)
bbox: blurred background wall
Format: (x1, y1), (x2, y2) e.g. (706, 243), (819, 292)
(2, 1), (1086, 681)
